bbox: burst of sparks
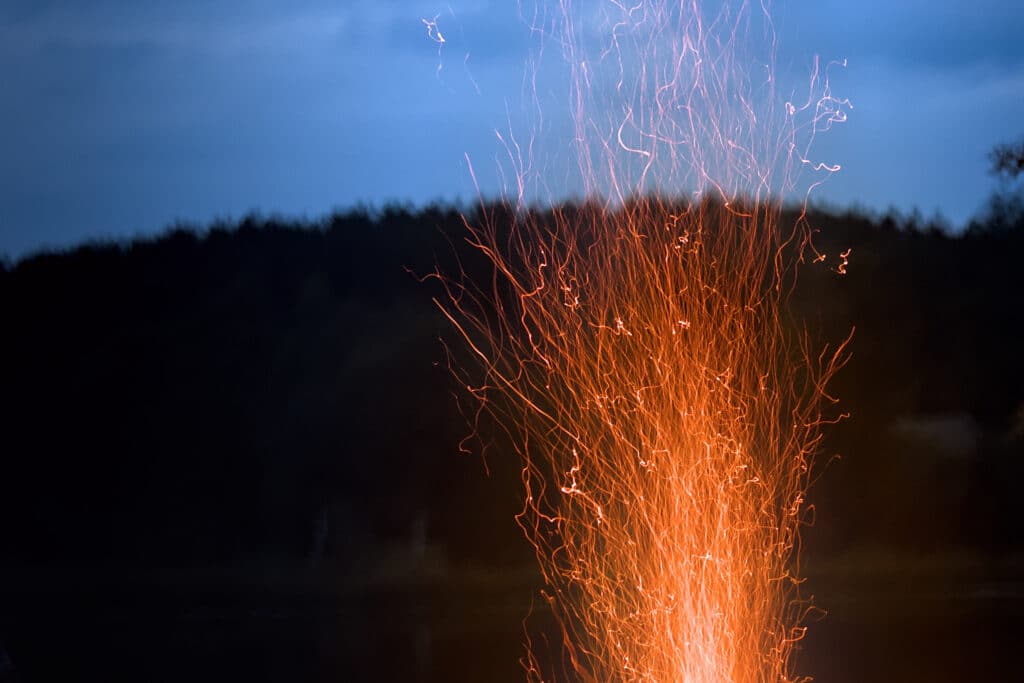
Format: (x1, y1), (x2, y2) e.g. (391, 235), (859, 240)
(431, 1), (851, 680)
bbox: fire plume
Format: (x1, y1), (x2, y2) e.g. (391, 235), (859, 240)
(431, 1), (850, 680)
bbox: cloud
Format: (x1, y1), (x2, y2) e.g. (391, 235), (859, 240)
(0, 2), (350, 56)
(781, 0), (1024, 73)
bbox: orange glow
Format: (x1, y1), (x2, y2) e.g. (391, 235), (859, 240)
(431, 1), (850, 680)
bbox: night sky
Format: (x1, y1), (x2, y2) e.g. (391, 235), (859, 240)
(1, 0), (1021, 258)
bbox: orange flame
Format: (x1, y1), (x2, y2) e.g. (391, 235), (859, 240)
(431, 1), (850, 680)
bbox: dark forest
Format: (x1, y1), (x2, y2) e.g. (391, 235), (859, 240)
(1, 195), (1022, 681)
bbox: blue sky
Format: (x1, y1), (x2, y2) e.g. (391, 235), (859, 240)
(1, 0), (1021, 258)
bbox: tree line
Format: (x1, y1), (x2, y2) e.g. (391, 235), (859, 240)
(1, 195), (1021, 572)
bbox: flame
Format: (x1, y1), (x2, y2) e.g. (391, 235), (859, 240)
(430, 1), (850, 680)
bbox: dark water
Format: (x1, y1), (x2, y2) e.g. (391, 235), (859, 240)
(2, 577), (1022, 682)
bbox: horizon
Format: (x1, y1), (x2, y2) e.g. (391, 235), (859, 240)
(0, 192), (973, 267)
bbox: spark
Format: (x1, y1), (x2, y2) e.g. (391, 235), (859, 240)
(835, 248), (851, 276)
(432, 1), (850, 680)
(422, 15), (446, 46)
(422, 14), (446, 78)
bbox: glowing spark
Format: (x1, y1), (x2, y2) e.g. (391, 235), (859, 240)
(836, 248), (851, 275)
(421, 15), (446, 45)
(422, 14), (446, 78)
(432, 1), (850, 680)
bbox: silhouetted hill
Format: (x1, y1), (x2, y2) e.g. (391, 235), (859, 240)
(1, 201), (1022, 572)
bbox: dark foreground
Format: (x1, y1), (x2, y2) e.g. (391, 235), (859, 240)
(2, 566), (1022, 682)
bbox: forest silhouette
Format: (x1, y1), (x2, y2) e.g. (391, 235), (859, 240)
(2, 196), (1022, 575)
(2, 194), (1024, 682)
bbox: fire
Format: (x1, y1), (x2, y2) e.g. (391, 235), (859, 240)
(430, 1), (850, 680)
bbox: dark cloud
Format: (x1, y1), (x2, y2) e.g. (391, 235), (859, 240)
(781, 1), (1024, 72)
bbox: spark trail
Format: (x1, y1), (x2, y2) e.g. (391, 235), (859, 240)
(431, 1), (850, 680)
